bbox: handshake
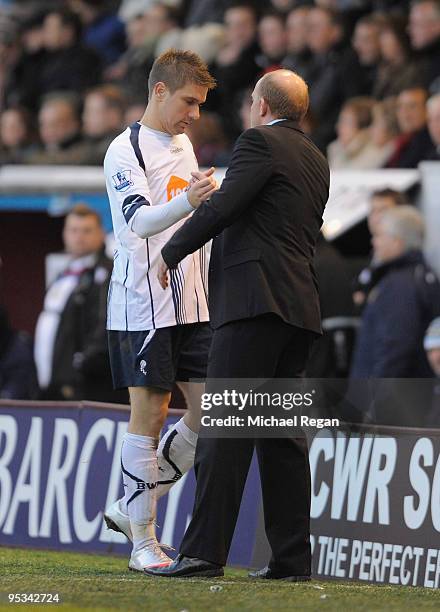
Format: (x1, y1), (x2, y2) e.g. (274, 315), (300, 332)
(186, 166), (218, 209)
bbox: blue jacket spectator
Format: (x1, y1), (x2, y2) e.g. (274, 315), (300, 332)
(351, 207), (440, 378)
(71, 0), (126, 66)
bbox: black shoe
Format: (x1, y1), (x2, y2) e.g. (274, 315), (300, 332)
(249, 566), (311, 581)
(144, 554), (224, 578)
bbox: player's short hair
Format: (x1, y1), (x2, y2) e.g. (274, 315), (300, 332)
(67, 203), (102, 227)
(258, 71), (309, 122)
(148, 49), (216, 98)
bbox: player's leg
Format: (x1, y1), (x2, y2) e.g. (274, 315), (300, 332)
(123, 386), (169, 558)
(156, 322), (211, 497)
(156, 381), (203, 498)
(104, 329), (174, 570)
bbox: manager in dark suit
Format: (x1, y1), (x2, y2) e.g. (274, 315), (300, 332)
(147, 70), (330, 579)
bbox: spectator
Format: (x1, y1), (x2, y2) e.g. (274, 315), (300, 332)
(37, 9), (102, 101)
(282, 6), (312, 79)
(350, 206), (440, 377)
(305, 7), (364, 150)
(257, 11), (287, 70)
(0, 304), (37, 399)
(367, 188), (408, 237)
(69, 0), (126, 66)
(34, 204), (123, 403)
(0, 106), (37, 164)
(386, 87), (434, 167)
(369, 97), (400, 167)
(182, 0), (230, 27)
(373, 16), (421, 100)
(208, 2), (260, 137)
(409, 0), (440, 90)
(118, 0), (156, 22)
(351, 14), (384, 96)
(1, 31), (20, 113)
(426, 93), (440, 158)
(213, 2), (258, 73)
(4, 11), (46, 111)
(104, 11), (151, 102)
(171, 0), (226, 63)
(148, 3), (182, 57)
(106, 4), (180, 103)
(424, 317), (440, 425)
(327, 96), (377, 168)
(27, 92), (88, 164)
(82, 85), (126, 164)
(353, 188), (409, 307)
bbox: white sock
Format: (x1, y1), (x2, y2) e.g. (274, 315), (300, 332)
(121, 432), (158, 550)
(157, 417), (198, 498)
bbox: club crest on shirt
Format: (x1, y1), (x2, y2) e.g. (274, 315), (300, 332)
(112, 170), (133, 192)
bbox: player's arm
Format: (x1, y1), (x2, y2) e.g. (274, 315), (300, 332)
(161, 128), (272, 267)
(104, 145), (216, 239)
(131, 169), (216, 238)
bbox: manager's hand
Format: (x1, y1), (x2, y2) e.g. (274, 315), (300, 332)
(187, 167), (217, 209)
(157, 253), (169, 290)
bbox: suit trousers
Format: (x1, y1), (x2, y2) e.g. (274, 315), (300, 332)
(180, 313), (314, 574)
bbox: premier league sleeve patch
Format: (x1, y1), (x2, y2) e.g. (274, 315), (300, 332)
(112, 170), (134, 192)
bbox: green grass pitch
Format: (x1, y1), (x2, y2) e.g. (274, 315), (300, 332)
(1, 547), (440, 611)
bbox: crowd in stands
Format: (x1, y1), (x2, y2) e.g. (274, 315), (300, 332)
(0, 0), (440, 165)
(1, 0), (440, 424)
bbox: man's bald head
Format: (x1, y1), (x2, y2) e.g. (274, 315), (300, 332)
(250, 70), (309, 128)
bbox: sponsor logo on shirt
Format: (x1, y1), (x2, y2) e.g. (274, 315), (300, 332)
(167, 175), (189, 201)
(112, 170), (134, 192)
(170, 146), (184, 154)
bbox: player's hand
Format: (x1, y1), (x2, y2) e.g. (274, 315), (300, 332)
(190, 166), (216, 182)
(187, 167), (218, 208)
(157, 254), (169, 290)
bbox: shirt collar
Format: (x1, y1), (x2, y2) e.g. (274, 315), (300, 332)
(267, 118), (287, 126)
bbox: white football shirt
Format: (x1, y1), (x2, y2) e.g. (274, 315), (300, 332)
(104, 122), (209, 331)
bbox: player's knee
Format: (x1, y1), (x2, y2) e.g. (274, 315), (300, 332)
(128, 386), (170, 434)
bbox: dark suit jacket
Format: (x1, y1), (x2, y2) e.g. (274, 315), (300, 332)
(162, 120), (330, 334)
(386, 127), (434, 169)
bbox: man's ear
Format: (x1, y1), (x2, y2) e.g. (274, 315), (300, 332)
(260, 97), (268, 117)
(154, 82), (167, 100)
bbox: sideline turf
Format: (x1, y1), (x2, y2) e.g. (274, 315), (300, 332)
(1, 547), (439, 611)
